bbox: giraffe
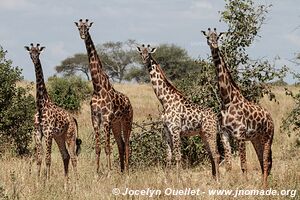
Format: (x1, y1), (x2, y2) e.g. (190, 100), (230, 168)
(75, 19), (133, 173)
(137, 44), (220, 181)
(202, 28), (274, 187)
(25, 43), (81, 188)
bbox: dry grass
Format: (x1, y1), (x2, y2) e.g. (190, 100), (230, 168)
(0, 84), (299, 200)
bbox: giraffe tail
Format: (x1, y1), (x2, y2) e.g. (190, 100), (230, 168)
(73, 117), (82, 156)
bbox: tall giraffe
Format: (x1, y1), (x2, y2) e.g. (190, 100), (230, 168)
(75, 19), (133, 173)
(137, 44), (220, 180)
(202, 28), (274, 187)
(25, 43), (81, 187)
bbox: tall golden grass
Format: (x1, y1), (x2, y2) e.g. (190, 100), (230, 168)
(0, 84), (299, 199)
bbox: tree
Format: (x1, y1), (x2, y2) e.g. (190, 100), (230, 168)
(55, 53), (90, 80)
(0, 46), (35, 156)
(97, 39), (138, 83)
(219, 0), (287, 102)
(128, 44), (199, 83)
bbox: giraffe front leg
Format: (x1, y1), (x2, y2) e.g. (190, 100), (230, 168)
(103, 121), (112, 171)
(221, 130), (232, 171)
(35, 127), (43, 178)
(91, 112), (101, 174)
(45, 134), (53, 180)
(163, 125), (173, 168)
(238, 139), (247, 177)
(171, 128), (182, 171)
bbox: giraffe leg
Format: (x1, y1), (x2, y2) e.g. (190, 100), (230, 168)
(91, 111), (101, 174)
(123, 120), (132, 173)
(35, 128), (43, 178)
(163, 125), (173, 168)
(262, 136), (273, 188)
(170, 127), (181, 171)
(238, 140), (247, 177)
(221, 130), (232, 171)
(202, 134), (220, 182)
(45, 134), (53, 180)
(103, 121), (112, 171)
(55, 137), (70, 190)
(251, 138), (264, 174)
(112, 122), (125, 172)
(66, 136), (78, 189)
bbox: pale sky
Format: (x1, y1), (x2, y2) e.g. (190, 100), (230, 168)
(0, 0), (299, 82)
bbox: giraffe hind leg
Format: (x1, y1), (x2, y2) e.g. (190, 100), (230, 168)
(201, 131), (220, 182)
(262, 137), (273, 188)
(251, 138), (264, 174)
(55, 137), (70, 190)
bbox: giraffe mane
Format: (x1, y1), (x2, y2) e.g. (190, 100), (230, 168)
(155, 63), (185, 98)
(220, 52), (240, 90)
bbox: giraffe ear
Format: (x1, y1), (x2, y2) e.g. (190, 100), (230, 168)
(40, 47), (45, 51)
(75, 22), (79, 27)
(89, 22), (93, 27)
(201, 30), (207, 36)
(150, 48), (157, 54)
(24, 46), (30, 51)
(136, 46), (142, 53)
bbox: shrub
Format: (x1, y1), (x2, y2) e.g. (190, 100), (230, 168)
(127, 118), (217, 168)
(129, 120), (167, 168)
(47, 76), (92, 112)
(0, 46), (35, 156)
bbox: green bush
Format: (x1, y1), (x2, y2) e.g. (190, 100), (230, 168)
(47, 76), (92, 111)
(0, 46), (35, 156)
(129, 120), (167, 168)
(127, 118), (217, 168)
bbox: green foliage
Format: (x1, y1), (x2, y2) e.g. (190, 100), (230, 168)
(129, 121), (167, 168)
(55, 53), (90, 80)
(128, 118), (215, 168)
(47, 76), (92, 111)
(0, 46), (35, 156)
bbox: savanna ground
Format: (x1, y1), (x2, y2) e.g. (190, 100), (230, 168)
(0, 84), (299, 200)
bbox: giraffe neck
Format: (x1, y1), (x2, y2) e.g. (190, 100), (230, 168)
(148, 58), (185, 108)
(84, 32), (112, 93)
(211, 47), (242, 107)
(33, 58), (50, 109)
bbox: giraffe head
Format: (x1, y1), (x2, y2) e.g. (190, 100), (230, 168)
(75, 19), (93, 40)
(24, 43), (45, 64)
(201, 28), (224, 49)
(136, 44), (157, 67)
